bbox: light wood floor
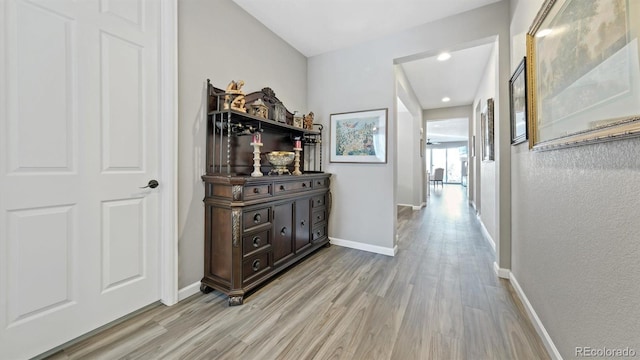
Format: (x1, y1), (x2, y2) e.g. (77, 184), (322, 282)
(46, 185), (549, 360)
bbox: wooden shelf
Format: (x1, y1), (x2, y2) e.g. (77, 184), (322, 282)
(209, 109), (320, 135)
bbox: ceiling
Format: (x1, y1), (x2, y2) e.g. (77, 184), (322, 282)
(399, 43), (495, 110)
(231, 0), (501, 57)
(426, 117), (469, 144)
(232, 0), (498, 142)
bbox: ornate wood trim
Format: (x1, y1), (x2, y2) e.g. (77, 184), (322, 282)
(232, 208), (241, 248)
(232, 185), (243, 201)
(228, 295), (244, 306)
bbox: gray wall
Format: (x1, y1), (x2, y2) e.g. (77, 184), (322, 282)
(308, 1), (511, 253)
(510, 0), (640, 357)
(177, 0), (307, 288)
(474, 43), (498, 244)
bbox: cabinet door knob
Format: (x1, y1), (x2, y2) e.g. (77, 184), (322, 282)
(252, 236), (261, 247)
(253, 213), (261, 223)
(302, 182), (307, 188)
(300, 220), (305, 226)
(252, 259), (261, 271)
(280, 227), (287, 236)
(280, 185), (285, 191)
(253, 187), (260, 194)
(317, 215), (321, 220)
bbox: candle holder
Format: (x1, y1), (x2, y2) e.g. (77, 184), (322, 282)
(250, 141), (263, 177)
(292, 146), (302, 175)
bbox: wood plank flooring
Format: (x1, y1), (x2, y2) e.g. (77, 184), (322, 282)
(45, 185), (549, 360)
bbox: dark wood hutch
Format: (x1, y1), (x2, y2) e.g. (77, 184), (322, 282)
(200, 80), (331, 305)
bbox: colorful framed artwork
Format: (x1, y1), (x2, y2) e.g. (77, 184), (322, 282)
(330, 108), (387, 163)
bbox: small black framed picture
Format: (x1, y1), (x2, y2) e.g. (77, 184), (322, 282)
(510, 57), (528, 145)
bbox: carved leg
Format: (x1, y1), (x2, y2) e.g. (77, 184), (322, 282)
(200, 283), (213, 294)
(228, 295), (244, 306)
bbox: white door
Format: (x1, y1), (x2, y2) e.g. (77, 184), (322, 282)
(0, 0), (162, 358)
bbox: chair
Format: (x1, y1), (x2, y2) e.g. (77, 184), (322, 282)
(431, 168), (444, 188)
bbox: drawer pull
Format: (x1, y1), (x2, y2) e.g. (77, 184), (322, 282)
(316, 231), (321, 238)
(253, 187), (260, 194)
(252, 236), (261, 247)
(253, 213), (261, 223)
(300, 220), (305, 226)
(317, 180), (322, 185)
(302, 182), (307, 188)
(316, 199), (322, 205)
(280, 185), (285, 191)
(252, 259), (261, 271)
(281, 227), (287, 236)
(317, 215), (321, 220)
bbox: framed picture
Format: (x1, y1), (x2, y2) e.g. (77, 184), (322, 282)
(527, 0), (640, 150)
(330, 108), (387, 163)
(510, 57), (528, 145)
(481, 98), (495, 161)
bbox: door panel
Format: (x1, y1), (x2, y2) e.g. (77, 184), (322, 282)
(101, 198), (145, 291)
(9, 1), (76, 173)
(295, 198), (311, 252)
(6, 205), (75, 325)
(273, 203), (293, 266)
(0, 0), (161, 358)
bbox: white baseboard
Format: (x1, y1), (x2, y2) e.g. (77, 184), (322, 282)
(397, 203), (425, 210)
(493, 262), (510, 279)
(509, 273), (563, 360)
(477, 214), (496, 252)
(178, 281), (202, 302)
(330, 237), (397, 256)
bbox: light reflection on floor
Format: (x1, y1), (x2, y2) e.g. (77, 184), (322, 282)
(429, 184), (467, 219)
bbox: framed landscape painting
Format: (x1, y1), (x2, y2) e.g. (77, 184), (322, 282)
(330, 108), (387, 163)
(527, 0), (640, 150)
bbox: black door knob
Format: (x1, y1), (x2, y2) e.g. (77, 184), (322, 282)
(141, 180), (159, 189)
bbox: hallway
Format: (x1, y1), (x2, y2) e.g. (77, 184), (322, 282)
(46, 185), (549, 359)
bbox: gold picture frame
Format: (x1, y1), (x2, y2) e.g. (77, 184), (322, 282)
(527, 0), (640, 150)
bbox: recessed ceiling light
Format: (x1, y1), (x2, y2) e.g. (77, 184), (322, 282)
(437, 52), (451, 61)
(536, 28), (552, 37)
(442, 97), (451, 102)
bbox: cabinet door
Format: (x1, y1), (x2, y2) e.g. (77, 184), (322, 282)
(295, 198), (311, 252)
(273, 202), (293, 266)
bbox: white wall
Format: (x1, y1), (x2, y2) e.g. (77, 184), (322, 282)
(308, 1), (510, 254)
(178, 0), (307, 288)
(396, 66), (424, 208)
(474, 43), (498, 244)
(510, 0), (640, 357)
